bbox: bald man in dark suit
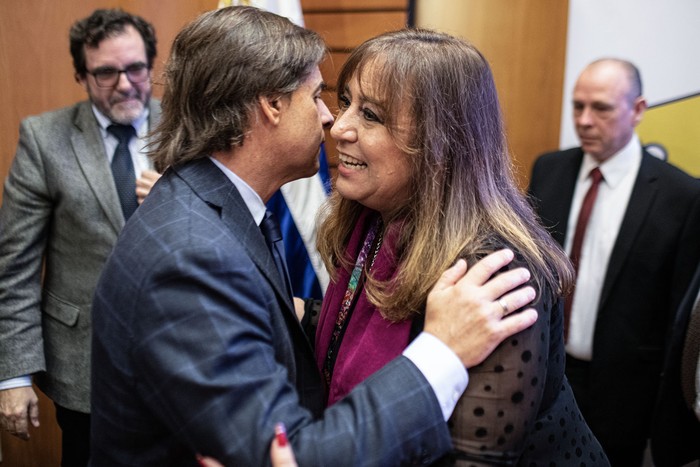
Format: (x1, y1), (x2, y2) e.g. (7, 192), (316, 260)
(528, 58), (700, 466)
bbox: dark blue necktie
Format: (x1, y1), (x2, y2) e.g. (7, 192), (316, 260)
(260, 210), (293, 300)
(107, 124), (138, 220)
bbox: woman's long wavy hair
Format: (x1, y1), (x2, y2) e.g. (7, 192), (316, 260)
(317, 29), (574, 322)
(149, 6), (326, 172)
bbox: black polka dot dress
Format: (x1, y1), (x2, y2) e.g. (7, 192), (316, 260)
(434, 256), (610, 466)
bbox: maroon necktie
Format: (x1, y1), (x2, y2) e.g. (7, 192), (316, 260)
(564, 167), (604, 340)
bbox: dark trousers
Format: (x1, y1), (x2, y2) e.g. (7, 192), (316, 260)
(565, 354), (645, 467)
(54, 404), (90, 467)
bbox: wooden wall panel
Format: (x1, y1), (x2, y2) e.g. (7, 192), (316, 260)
(415, 0), (569, 188)
(302, 0), (407, 11)
(305, 12), (406, 51)
(320, 52), (351, 91)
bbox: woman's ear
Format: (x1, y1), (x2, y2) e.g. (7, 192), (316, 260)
(258, 95), (282, 126)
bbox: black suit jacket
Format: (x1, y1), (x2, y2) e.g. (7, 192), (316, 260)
(528, 147), (700, 446)
(90, 158), (451, 466)
(651, 262), (700, 466)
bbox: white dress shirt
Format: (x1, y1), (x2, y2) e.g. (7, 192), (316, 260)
(93, 105), (152, 177)
(565, 135), (642, 360)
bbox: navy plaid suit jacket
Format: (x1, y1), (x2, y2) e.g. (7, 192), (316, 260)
(90, 158), (451, 466)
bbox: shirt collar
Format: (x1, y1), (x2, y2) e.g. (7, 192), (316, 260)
(581, 134), (642, 188)
(208, 156), (266, 226)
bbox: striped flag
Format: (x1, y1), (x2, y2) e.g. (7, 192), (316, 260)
(219, 0), (331, 299)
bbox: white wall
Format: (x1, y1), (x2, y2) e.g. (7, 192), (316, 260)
(560, 0), (700, 148)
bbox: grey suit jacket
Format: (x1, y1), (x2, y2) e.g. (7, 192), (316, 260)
(0, 99), (161, 412)
(528, 146), (700, 447)
(90, 158), (451, 466)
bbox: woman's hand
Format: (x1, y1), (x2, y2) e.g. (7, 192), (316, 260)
(196, 422), (297, 467)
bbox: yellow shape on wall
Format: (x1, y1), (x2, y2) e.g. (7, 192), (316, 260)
(638, 94), (700, 177)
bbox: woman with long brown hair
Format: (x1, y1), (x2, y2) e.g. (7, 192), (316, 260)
(315, 29), (609, 465)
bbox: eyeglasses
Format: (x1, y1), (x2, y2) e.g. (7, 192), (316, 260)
(87, 63), (150, 88)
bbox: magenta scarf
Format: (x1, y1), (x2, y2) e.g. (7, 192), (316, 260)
(315, 208), (413, 406)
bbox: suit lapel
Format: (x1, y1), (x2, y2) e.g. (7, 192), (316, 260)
(174, 159), (296, 314)
(600, 152), (658, 308)
(71, 100), (162, 233)
(145, 100), (161, 165)
(70, 101), (124, 233)
(534, 149), (582, 247)
(551, 151), (583, 246)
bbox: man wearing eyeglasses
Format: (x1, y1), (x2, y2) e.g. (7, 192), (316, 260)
(0, 9), (160, 466)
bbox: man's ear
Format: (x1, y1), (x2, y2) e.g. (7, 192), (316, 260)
(632, 96), (648, 127)
(258, 95), (282, 126)
(75, 72), (88, 89)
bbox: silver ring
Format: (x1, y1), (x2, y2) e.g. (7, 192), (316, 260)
(498, 298), (509, 316)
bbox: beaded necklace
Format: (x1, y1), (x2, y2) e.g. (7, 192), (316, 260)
(322, 217), (384, 388)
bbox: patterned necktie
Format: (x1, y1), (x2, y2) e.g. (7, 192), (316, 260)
(260, 211), (293, 299)
(564, 167), (604, 340)
(107, 124), (138, 220)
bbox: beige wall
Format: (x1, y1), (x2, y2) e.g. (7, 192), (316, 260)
(416, 0), (569, 187)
